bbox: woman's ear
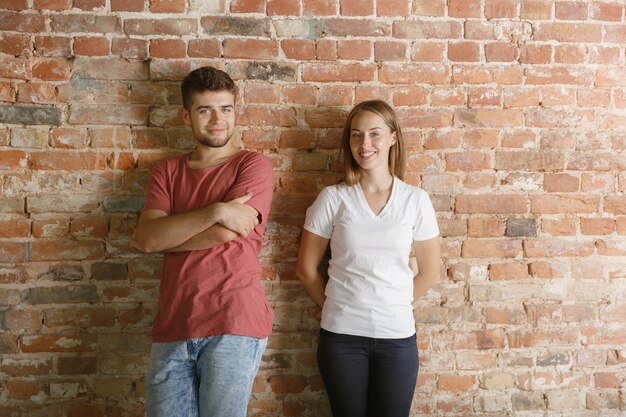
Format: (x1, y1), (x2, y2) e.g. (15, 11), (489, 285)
(391, 130), (397, 145)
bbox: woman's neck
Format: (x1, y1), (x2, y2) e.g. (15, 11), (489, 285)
(359, 170), (394, 193)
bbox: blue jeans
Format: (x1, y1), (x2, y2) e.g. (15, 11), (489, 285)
(145, 335), (267, 417)
(317, 329), (419, 417)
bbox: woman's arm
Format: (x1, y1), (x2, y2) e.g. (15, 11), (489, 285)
(296, 229), (330, 308)
(412, 236), (441, 301)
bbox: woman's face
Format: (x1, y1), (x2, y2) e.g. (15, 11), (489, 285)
(349, 110), (397, 174)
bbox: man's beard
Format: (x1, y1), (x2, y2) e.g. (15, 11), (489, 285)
(193, 126), (232, 148)
(198, 134), (230, 148)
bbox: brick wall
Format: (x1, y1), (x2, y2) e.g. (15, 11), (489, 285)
(1, 0), (625, 416)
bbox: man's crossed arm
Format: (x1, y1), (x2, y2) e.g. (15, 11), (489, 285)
(130, 193), (259, 253)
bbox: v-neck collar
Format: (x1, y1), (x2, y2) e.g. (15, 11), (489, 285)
(355, 177), (397, 220)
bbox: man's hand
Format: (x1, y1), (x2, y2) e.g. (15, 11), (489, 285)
(214, 193), (259, 237)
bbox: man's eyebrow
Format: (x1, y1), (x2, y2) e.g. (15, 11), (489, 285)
(195, 104), (233, 109)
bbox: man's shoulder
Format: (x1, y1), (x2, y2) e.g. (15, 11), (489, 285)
(236, 150), (273, 172)
(149, 153), (188, 177)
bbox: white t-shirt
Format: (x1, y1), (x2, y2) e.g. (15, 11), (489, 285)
(303, 178), (440, 339)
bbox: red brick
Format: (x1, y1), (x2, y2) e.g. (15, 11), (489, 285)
(544, 173), (580, 192)
(445, 152), (492, 172)
(268, 0), (300, 15)
(315, 39), (337, 60)
(590, 1), (623, 21)
(74, 36), (110, 57)
(508, 329), (578, 348)
(269, 375), (306, 393)
(74, 0), (105, 9)
(554, 44), (586, 64)
(462, 239), (523, 258)
(20, 334), (98, 352)
(187, 39), (220, 58)
(30, 240), (103, 261)
(456, 195), (527, 214)
(150, 0), (185, 13)
(318, 85), (353, 107)
(111, 0), (144, 12)
(439, 374), (476, 391)
(17, 82), (56, 104)
(379, 63), (449, 84)
(223, 39), (278, 59)
(302, 63), (375, 82)
(324, 18), (390, 37)
(281, 39), (316, 60)
(520, 44), (552, 64)
(588, 45), (621, 65)
(448, 42), (480, 62)
(521, 0), (553, 19)
(540, 218), (576, 236)
(412, 0), (445, 16)
(377, 0), (409, 16)
(6, 380), (46, 400)
(448, 0), (481, 17)
(340, 0), (373, 16)
(0, 33), (31, 56)
(337, 39), (372, 60)
(532, 194), (600, 214)
(111, 38), (148, 59)
(468, 87), (501, 106)
(393, 86), (428, 106)
(281, 85), (317, 105)
(374, 41), (406, 61)
(411, 42), (445, 62)
(33, 0), (71, 9)
(150, 38), (186, 58)
(464, 21), (496, 40)
(581, 218), (615, 235)
(0, 0), (28, 9)
(32, 217), (70, 238)
(490, 262), (529, 280)
(485, 0), (518, 18)
(577, 88), (610, 107)
(245, 84), (281, 105)
(524, 239), (596, 257)
(535, 22), (602, 42)
(485, 42), (518, 62)
(0, 216), (30, 238)
(431, 88), (465, 106)
(456, 109), (524, 128)
(66, 403), (105, 417)
(355, 85), (393, 103)
(279, 130), (316, 150)
(303, 0), (336, 15)
(556, 2), (589, 20)
(486, 307), (526, 324)
(230, 0), (264, 13)
(33, 36), (71, 57)
(30, 58), (71, 80)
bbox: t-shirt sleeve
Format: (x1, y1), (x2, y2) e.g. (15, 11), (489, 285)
(223, 153), (274, 226)
(142, 163), (172, 215)
(303, 187), (337, 239)
(413, 189), (440, 241)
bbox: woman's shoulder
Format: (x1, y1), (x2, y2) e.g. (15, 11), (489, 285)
(395, 177), (428, 197)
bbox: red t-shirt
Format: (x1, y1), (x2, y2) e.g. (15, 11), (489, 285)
(143, 150), (274, 342)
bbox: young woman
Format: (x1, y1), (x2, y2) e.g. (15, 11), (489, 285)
(296, 100), (441, 417)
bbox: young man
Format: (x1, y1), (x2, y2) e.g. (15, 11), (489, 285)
(132, 66), (274, 417)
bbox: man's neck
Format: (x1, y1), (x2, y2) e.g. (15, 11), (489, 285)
(189, 142), (241, 168)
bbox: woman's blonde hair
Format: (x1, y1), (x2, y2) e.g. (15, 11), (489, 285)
(340, 100), (406, 186)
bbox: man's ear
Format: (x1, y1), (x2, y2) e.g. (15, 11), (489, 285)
(180, 107), (191, 125)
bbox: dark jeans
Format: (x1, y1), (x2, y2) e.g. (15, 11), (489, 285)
(317, 328), (419, 417)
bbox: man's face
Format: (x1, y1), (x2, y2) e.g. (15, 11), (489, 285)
(182, 90), (236, 148)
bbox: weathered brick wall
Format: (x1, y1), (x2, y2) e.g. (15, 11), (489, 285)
(1, 0), (625, 416)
